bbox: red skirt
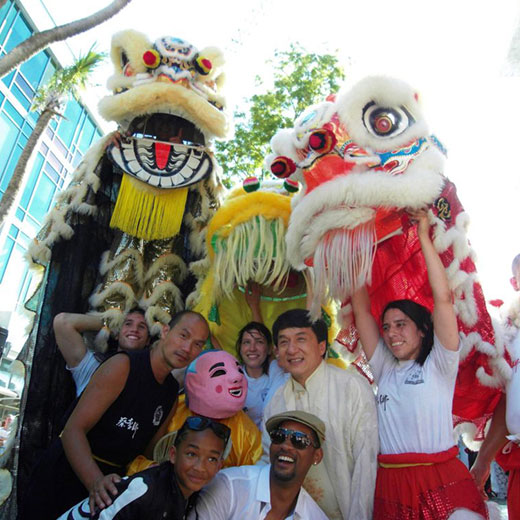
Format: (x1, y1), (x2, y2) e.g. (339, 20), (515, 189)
(373, 446), (488, 520)
(496, 442), (520, 520)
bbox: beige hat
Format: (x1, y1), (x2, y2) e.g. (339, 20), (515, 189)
(265, 410), (326, 447)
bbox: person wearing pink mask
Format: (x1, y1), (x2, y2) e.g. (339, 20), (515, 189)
(127, 349), (262, 475)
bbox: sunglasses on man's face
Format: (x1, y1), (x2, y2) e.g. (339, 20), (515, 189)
(269, 428), (319, 450)
(181, 416), (231, 444)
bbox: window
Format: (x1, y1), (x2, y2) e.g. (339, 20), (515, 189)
(0, 111), (20, 187)
(19, 52), (50, 90)
(27, 173), (56, 223)
(0, 238), (32, 304)
(0, 2), (16, 48)
(0, 225), (17, 284)
(56, 98), (82, 147)
(4, 13), (30, 53)
(10, 82), (31, 110)
(0, 142), (22, 194)
(19, 153), (44, 210)
(78, 116), (97, 153)
(3, 99), (23, 126)
(2, 70), (15, 90)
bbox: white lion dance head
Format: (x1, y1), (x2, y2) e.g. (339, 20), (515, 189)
(266, 75), (510, 440)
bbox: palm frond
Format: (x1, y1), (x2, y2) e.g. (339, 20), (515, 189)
(32, 47), (105, 112)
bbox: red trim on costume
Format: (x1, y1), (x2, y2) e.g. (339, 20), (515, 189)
(378, 446), (458, 465)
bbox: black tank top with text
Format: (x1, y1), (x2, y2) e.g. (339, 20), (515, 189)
(87, 349), (178, 467)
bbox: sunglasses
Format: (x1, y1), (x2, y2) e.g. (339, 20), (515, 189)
(269, 428), (319, 450)
(179, 416), (231, 444)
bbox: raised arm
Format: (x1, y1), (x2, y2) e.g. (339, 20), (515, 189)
(351, 286), (380, 361)
(61, 354), (129, 512)
(412, 210), (459, 351)
(53, 313), (104, 367)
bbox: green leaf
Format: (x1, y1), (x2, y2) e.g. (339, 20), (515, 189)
(216, 45), (345, 186)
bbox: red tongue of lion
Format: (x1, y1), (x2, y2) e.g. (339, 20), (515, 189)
(154, 142), (172, 170)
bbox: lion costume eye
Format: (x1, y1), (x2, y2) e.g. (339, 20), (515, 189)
(362, 102), (414, 138)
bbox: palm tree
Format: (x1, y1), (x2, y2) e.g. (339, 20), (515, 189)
(0, 0), (131, 79)
(0, 49), (105, 225)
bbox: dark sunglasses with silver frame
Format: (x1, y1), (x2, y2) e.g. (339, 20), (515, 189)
(269, 427), (319, 450)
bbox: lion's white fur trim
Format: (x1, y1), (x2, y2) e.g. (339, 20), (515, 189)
(144, 253), (188, 283)
(300, 207), (375, 266)
(98, 80), (228, 140)
(27, 137), (110, 265)
(89, 281), (137, 310)
(109, 30), (150, 77)
(286, 153), (445, 267)
(336, 75), (428, 152)
(98, 249), (145, 286)
(139, 281), (184, 319)
(431, 212), (510, 389)
(87, 307), (126, 351)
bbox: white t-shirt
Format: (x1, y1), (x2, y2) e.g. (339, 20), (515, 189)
(369, 334), (459, 455)
(191, 464), (327, 520)
(244, 360), (289, 428)
(506, 330), (520, 438)
(67, 350), (100, 396)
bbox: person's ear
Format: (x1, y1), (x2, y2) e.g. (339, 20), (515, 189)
(169, 445), (177, 465)
(318, 340), (326, 357)
(511, 277), (519, 292)
(160, 323), (170, 339)
(313, 447), (323, 466)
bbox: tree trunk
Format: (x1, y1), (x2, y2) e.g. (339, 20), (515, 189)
(0, 0), (132, 79)
(0, 108), (55, 225)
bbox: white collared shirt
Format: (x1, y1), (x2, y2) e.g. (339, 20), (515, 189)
(261, 361), (379, 520)
(191, 464), (327, 520)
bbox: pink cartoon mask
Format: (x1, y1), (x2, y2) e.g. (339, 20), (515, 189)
(185, 350), (247, 419)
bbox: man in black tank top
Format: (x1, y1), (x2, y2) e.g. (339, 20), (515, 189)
(18, 311), (210, 520)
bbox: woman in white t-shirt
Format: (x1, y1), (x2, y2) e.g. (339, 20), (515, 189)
(352, 210), (487, 520)
(236, 322), (288, 428)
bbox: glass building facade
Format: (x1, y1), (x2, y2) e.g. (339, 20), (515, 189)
(0, 0), (103, 360)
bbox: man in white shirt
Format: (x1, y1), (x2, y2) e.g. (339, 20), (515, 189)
(262, 309), (378, 519)
(54, 309), (151, 395)
(192, 410), (328, 519)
